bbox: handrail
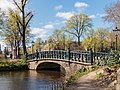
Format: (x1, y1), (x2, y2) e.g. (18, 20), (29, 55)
(27, 50), (109, 64)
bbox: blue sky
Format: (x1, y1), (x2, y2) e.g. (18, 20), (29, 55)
(0, 0), (117, 43)
(27, 0), (116, 40)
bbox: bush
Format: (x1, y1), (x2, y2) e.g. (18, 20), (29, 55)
(78, 66), (87, 72)
(0, 60), (28, 70)
(66, 76), (76, 86)
(106, 50), (120, 67)
(95, 50), (120, 67)
(96, 72), (104, 79)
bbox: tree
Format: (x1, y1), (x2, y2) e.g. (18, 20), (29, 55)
(8, 10), (21, 58)
(48, 29), (74, 50)
(1, 8), (32, 58)
(47, 36), (54, 50)
(95, 27), (109, 51)
(64, 14), (92, 46)
(34, 37), (42, 51)
(82, 29), (97, 50)
(85, 28), (95, 38)
(49, 30), (64, 50)
(82, 28), (110, 52)
(104, 1), (120, 27)
(82, 36), (98, 51)
(13, 0), (33, 55)
(1, 9), (21, 58)
(0, 8), (5, 29)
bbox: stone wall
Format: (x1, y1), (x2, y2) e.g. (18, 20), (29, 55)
(116, 68), (120, 90)
(28, 59), (91, 78)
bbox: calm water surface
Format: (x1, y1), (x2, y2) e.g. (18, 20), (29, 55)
(0, 70), (65, 90)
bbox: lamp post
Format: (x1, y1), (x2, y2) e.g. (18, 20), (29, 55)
(113, 27), (120, 50)
(31, 41), (35, 53)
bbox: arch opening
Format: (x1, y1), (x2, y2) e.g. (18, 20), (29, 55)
(36, 62), (60, 71)
(36, 62), (66, 75)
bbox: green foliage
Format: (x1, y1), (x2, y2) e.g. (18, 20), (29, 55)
(66, 76), (76, 85)
(96, 50), (120, 67)
(96, 72), (104, 79)
(65, 14), (92, 46)
(34, 37), (43, 51)
(72, 66), (97, 77)
(106, 50), (120, 67)
(0, 60), (28, 70)
(48, 29), (74, 50)
(20, 54), (27, 63)
(82, 27), (110, 51)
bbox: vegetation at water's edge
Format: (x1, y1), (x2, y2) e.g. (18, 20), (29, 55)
(0, 60), (28, 71)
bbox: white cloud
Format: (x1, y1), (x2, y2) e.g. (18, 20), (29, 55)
(88, 13), (107, 19)
(74, 2), (88, 8)
(31, 28), (42, 34)
(97, 13), (107, 17)
(0, 0), (16, 12)
(44, 24), (54, 29)
(56, 12), (74, 19)
(55, 5), (63, 10)
(31, 28), (48, 39)
(30, 23), (55, 40)
(89, 15), (96, 19)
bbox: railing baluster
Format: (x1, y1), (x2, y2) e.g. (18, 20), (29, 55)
(27, 50), (109, 65)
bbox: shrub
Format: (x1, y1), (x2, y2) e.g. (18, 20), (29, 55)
(96, 72), (104, 79)
(78, 66), (87, 72)
(106, 50), (120, 67)
(66, 76), (76, 86)
(0, 60), (28, 70)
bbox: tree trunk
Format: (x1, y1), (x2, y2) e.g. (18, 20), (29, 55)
(15, 40), (17, 59)
(17, 41), (20, 58)
(78, 36), (81, 46)
(22, 4), (27, 56)
(22, 36), (27, 55)
(10, 42), (13, 53)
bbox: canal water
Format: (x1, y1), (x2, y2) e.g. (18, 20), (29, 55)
(0, 70), (65, 90)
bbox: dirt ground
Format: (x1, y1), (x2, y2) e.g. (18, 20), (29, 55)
(65, 68), (110, 90)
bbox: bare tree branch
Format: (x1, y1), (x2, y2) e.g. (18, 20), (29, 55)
(16, 21), (23, 36)
(13, 0), (22, 12)
(64, 29), (78, 37)
(16, 15), (23, 26)
(25, 14), (33, 28)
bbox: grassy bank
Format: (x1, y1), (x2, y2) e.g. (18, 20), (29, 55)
(0, 59), (28, 71)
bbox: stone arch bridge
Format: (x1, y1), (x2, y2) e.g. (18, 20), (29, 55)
(27, 50), (109, 76)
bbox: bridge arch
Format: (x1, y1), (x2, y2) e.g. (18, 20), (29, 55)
(36, 62), (66, 75)
(28, 58), (91, 76)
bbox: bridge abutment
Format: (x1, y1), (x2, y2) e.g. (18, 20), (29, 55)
(28, 59), (91, 77)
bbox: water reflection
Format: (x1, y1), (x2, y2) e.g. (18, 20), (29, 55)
(0, 70), (65, 90)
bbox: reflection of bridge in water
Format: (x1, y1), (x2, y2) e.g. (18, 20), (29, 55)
(27, 50), (109, 75)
